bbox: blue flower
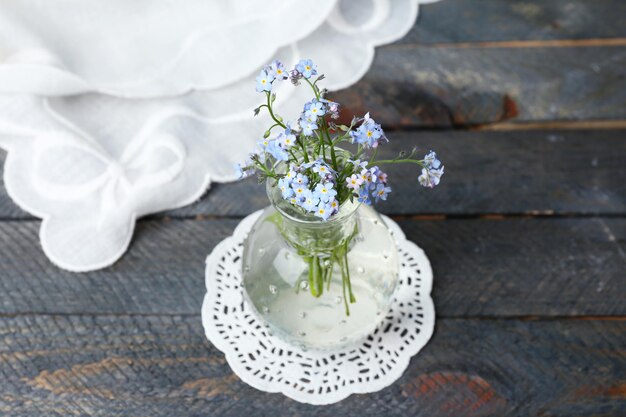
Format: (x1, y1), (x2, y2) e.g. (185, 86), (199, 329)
(373, 184), (392, 202)
(312, 160), (332, 176)
(423, 151), (441, 169)
(348, 159), (368, 169)
(305, 100), (326, 119)
(235, 163), (244, 178)
(267, 60), (288, 81)
(256, 138), (270, 151)
(301, 190), (320, 212)
(314, 182), (337, 203)
(277, 133), (296, 149)
(358, 168), (372, 186)
(367, 166), (387, 187)
(255, 69), (274, 93)
(292, 183), (308, 199)
(346, 174), (363, 190)
(285, 122), (300, 136)
(349, 114), (386, 148)
(357, 188), (372, 205)
(314, 202), (333, 220)
(320, 99), (340, 119)
(293, 173), (309, 185)
(300, 117), (318, 136)
(278, 178), (294, 199)
(284, 167), (297, 182)
(418, 166), (444, 188)
(295, 59), (318, 79)
(266, 140), (288, 161)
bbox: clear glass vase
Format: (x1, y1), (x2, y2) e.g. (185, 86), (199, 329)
(242, 178), (400, 351)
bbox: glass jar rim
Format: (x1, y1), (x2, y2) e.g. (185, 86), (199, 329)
(266, 176), (360, 226)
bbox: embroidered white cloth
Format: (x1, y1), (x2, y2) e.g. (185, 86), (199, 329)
(202, 211), (435, 404)
(0, 0), (438, 271)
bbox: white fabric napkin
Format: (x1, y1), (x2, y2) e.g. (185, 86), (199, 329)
(0, 0), (435, 271)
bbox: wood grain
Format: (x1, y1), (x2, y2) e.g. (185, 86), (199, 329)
(0, 1), (624, 414)
(331, 45), (626, 128)
(406, 0), (626, 44)
(0, 216), (623, 317)
(168, 129), (626, 218)
(1, 130), (624, 220)
(0, 315), (623, 417)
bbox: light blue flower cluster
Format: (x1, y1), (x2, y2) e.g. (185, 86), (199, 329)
(349, 113), (387, 149)
(278, 160), (338, 220)
(418, 151), (444, 188)
(256, 59), (318, 92)
(345, 160), (391, 205)
(239, 58), (445, 222)
(256, 130), (296, 162)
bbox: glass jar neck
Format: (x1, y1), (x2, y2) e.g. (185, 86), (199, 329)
(266, 178), (360, 254)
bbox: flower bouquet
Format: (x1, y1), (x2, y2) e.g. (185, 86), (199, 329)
(237, 59), (443, 348)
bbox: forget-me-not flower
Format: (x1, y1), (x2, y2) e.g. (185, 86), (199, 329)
(373, 184), (392, 202)
(295, 59), (318, 79)
(346, 174), (363, 190)
(305, 100), (326, 119)
(357, 188), (371, 205)
(278, 133), (296, 149)
(267, 60), (289, 81)
(266, 140), (288, 161)
(418, 166), (444, 188)
(302, 191), (320, 212)
(255, 69), (274, 92)
(314, 203), (333, 220)
(294, 173), (309, 185)
(278, 177), (294, 199)
(312, 161), (332, 176)
(314, 182), (337, 203)
(300, 117), (318, 136)
(423, 151), (442, 169)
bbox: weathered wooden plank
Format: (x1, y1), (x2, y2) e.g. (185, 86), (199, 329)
(0, 155), (31, 219)
(160, 129), (626, 216)
(1, 130), (625, 219)
(332, 46), (626, 127)
(0, 216), (623, 317)
(407, 0), (626, 44)
(0, 315), (623, 416)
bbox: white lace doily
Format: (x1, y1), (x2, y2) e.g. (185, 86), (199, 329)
(0, 0), (438, 272)
(202, 210), (435, 405)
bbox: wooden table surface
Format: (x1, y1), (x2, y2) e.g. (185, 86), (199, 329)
(1, 1), (625, 416)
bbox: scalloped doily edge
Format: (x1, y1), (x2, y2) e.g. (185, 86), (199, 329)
(202, 210), (435, 404)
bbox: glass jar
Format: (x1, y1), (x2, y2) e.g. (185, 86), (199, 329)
(242, 178), (400, 351)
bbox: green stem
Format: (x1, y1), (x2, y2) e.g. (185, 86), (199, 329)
(374, 159), (426, 167)
(315, 256), (324, 297)
(321, 120), (339, 171)
(340, 255), (350, 316)
(307, 257), (318, 297)
(305, 78), (320, 100)
(368, 147), (379, 165)
(344, 247), (356, 303)
(298, 136), (310, 163)
(326, 257), (334, 291)
(266, 92), (286, 129)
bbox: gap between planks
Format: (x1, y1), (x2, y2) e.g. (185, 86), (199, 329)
(1, 212), (626, 224)
(0, 311), (622, 321)
(390, 37), (626, 50)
